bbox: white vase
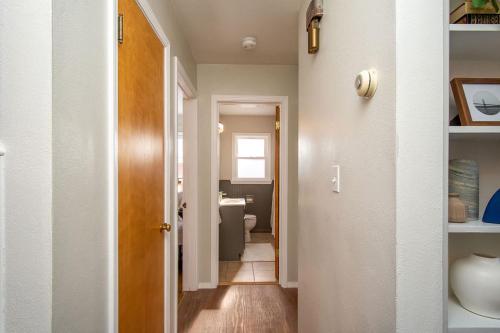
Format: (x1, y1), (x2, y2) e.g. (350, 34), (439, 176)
(450, 254), (500, 319)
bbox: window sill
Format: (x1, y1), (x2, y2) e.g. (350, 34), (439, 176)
(230, 179), (272, 185)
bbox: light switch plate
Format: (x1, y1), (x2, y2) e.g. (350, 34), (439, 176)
(332, 165), (340, 193)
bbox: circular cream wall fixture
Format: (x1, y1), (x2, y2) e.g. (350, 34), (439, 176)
(355, 69), (378, 98)
(242, 37), (257, 50)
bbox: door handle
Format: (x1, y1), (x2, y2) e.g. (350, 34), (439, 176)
(160, 223), (172, 233)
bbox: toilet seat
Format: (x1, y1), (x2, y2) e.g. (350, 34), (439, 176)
(244, 214), (256, 220)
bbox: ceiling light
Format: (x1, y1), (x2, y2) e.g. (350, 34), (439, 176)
(241, 37), (257, 50)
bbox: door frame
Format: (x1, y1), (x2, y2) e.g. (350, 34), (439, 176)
(172, 57), (198, 332)
(209, 95), (290, 288)
(112, 0), (172, 332)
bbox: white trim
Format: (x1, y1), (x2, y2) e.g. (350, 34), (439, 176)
(210, 95), (289, 288)
(230, 179), (273, 185)
(198, 282), (217, 289)
(284, 281), (298, 288)
(181, 96), (198, 292)
(0, 143), (5, 333)
(173, 57), (198, 333)
(113, 1), (171, 332)
(108, 1), (118, 331)
(231, 133), (272, 184)
(173, 57), (199, 294)
(135, 0), (170, 47)
(176, 60), (196, 98)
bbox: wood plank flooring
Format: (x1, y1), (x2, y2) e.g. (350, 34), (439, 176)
(178, 285), (298, 333)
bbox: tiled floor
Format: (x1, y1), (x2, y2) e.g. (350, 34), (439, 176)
(241, 243), (275, 261)
(219, 261), (276, 284)
(249, 232), (274, 244)
(219, 232), (276, 284)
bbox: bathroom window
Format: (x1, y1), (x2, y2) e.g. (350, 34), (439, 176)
(232, 133), (272, 184)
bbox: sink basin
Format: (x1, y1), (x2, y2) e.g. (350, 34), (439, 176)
(219, 198), (246, 207)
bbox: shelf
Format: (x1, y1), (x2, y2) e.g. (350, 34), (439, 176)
(450, 24), (500, 32)
(449, 296), (500, 333)
(449, 126), (500, 140)
(449, 220), (500, 233)
(450, 25), (500, 61)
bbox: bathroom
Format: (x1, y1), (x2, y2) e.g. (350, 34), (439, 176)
(218, 103), (279, 284)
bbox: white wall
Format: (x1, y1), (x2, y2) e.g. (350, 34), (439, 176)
(52, 1), (113, 331)
(298, 0), (397, 331)
(219, 115), (275, 180)
(0, 1), (53, 332)
(197, 64), (298, 283)
(298, 0), (445, 331)
(52, 0), (197, 332)
(395, 0), (445, 331)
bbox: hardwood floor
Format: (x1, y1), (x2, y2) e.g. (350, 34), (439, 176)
(178, 285), (298, 333)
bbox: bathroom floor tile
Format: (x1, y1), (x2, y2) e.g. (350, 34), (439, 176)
(253, 261), (275, 272)
(219, 262), (227, 275)
(254, 270), (276, 283)
(225, 270), (255, 283)
(226, 261), (252, 272)
(241, 243), (275, 262)
(249, 233), (274, 244)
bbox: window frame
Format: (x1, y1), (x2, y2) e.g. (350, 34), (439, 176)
(231, 132), (272, 184)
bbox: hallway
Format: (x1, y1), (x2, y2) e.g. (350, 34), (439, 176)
(1, 0), (467, 331)
(178, 285), (297, 333)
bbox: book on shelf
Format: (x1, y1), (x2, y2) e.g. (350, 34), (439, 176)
(451, 0), (500, 24)
(455, 14), (500, 24)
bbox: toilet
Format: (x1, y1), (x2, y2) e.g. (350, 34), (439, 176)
(244, 214), (257, 242)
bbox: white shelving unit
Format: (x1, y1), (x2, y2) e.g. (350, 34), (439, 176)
(449, 126), (500, 140)
(450, 24), (500, 60)
(445, 8), (500, 332)
(449, 220), (500, 233)
(449, 296), (500, 333)
(450, 24), (500, 31)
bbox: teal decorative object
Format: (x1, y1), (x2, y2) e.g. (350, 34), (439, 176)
(449, 160), (479, 221)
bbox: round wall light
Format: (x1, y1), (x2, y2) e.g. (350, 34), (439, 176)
(242, 37), (257, 50)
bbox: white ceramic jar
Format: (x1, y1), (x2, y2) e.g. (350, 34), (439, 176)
(450, 254), (500, 319)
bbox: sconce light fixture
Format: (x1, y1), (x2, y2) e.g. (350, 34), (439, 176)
(355, 69), (378, 99)
(306, 0), (324, 54)
(218, 122), (224, 134)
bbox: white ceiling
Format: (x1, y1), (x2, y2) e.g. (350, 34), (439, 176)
(219, 103), (277, 116)
(172, 0), (303, 65)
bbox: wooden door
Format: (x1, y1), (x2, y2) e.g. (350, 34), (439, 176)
(274, 106), (280, 280)
(118, 0), (165, 332)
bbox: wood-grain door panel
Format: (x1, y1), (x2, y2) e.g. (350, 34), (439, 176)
(118, 0), (165, 332)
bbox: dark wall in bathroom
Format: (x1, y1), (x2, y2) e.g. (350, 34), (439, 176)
(219, 180), (273, 233)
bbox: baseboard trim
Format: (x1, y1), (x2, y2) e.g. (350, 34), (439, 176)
(198, 282), (217, 289)
(283, 281), (298, 288)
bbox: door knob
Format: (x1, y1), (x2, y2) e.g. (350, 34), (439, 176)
(160, 223), (172, 232)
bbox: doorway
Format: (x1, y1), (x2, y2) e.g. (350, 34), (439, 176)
(210, 95), (289, 288)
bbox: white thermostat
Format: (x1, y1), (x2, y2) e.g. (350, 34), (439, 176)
(355, 69), (378, 98)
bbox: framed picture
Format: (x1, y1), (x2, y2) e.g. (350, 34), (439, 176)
(451, 78), (500, 126)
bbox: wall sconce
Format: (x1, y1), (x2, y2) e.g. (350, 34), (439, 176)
(306, 0), (324, 54)
(218, 122), (224, 134)
(355, 69), (378, 99)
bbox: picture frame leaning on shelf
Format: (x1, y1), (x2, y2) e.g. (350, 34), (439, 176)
(451, 78), (500, 126)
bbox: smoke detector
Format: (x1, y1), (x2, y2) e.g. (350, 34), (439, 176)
(242, 37), (257, 50)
